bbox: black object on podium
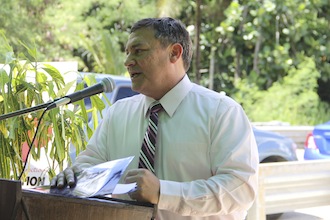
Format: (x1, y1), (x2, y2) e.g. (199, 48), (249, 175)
(0, 178), (22, 220)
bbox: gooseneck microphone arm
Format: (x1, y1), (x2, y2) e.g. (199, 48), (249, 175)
(0, 100), (57, 121)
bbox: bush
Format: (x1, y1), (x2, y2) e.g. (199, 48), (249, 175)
(234, 55), (330, 125)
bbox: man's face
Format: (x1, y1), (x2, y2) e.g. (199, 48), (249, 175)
(124, 28), (173, 99)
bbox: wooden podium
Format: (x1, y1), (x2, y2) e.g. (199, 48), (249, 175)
(0, 179), (154, 220)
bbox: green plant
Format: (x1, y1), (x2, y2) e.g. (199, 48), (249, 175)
(0, 33), (106, 182)
(234, 55), (330, 125)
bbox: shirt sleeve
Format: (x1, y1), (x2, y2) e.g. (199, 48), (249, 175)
(157, 103), (259, 216)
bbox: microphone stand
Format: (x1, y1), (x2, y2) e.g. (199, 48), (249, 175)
(0, 100), (56, 121)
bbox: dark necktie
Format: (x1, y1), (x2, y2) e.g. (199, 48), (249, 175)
(139, 102), (163, 173)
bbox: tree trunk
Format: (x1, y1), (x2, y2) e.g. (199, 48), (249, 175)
(194, 0), (201, 84)
(209, 46), (215, 90)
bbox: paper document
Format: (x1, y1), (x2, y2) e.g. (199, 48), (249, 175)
(112, 183), (137, 194)
(50, 156), (134, 197)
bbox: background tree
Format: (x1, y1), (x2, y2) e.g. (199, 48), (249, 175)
(1, 0), (329, 125)
(43, 0), (157, 74)
(0, 0), (59, 61)
(186, 0), (330, 124)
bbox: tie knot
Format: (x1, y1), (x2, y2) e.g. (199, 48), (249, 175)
(150, 102), (163, 113)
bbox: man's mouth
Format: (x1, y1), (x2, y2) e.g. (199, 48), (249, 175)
(130, 72), (142, 79)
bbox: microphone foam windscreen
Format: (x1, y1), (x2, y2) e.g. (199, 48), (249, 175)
(101, 77), (115, 93)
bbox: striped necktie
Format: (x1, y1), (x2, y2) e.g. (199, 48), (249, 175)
(139, 102), (163, 173)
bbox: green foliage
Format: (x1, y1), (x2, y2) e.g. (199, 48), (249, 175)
(0, 34), (106, 180)
(182, 0), (330, 124)
(0, 0), (60, 61)
(43, 0), (157, 73)
(234, 55), (330, 125)
(79, 31), (126, 75)
(193, 0), (329, 99)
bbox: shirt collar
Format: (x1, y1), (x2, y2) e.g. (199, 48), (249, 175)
(143, 74), (193, 117)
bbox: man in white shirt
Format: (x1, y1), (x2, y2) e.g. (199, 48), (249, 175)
(51, 17), (259, 220)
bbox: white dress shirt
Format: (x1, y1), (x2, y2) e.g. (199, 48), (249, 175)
(74, 75), (259, 220)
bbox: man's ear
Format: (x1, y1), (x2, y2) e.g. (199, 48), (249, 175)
(169, 43), (183, 63)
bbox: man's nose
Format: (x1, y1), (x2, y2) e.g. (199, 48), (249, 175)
(124, 55), (136, 67)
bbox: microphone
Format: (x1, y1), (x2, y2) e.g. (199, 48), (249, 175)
(47, 77), (115, 110)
